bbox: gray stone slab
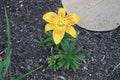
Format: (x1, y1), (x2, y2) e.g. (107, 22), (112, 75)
(62, 0), (120, 31)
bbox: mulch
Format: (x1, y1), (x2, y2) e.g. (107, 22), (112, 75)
(0, 0), (120, 80)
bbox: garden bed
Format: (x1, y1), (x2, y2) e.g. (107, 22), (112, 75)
(0, 0), (120, 80)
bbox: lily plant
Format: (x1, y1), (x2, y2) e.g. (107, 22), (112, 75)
(36, 8), (85, 71)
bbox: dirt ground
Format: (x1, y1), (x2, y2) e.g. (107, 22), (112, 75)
(0, 0), (120, 80)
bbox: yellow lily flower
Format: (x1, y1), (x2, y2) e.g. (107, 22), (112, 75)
(43, 8), (80, 44)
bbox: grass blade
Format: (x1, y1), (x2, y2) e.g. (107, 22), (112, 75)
(0, 7), (12, 80)
(14, 66), (43, 80)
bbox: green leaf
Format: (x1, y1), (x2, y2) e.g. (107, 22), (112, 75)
(69, 39), (77, 52)
(3, 49), (12, 77)
(61, 40), (68, 51)
(58, 59), (66, 68)
(74, 47), (83, 54)
(66, 60), (70, 70)
(0, 7), (12, 80)
(70, 62), (77, 72)
(71, 60), (79, 70)
(77, 55), (85, 61)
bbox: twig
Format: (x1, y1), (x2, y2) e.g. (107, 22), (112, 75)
(0, 48), (7, 55)
(112, 63), (120, 72)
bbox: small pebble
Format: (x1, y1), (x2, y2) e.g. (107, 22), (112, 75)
(39, 58), (42, 62)
(83, 66), (88, 70)
(42, 69), (45, 72)
(27, 65), (31, 70)
(20, 4), (23, 7)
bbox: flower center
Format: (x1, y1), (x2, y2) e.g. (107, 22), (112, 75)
(57, 19), (66, 27)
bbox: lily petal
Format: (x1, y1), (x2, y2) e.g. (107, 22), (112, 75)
(43, 12), (58, 23)
(65, 25), (77, 38)
(65, 14), (80, 25)
(45, 24), (55, 32)
(53, 28), (65, 44)
(58, 8), (66, 18)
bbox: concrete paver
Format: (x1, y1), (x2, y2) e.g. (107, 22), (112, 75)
(62, 0), (120, 31)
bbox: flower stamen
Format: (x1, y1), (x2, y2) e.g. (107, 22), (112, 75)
(57, 20), (65, 27)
